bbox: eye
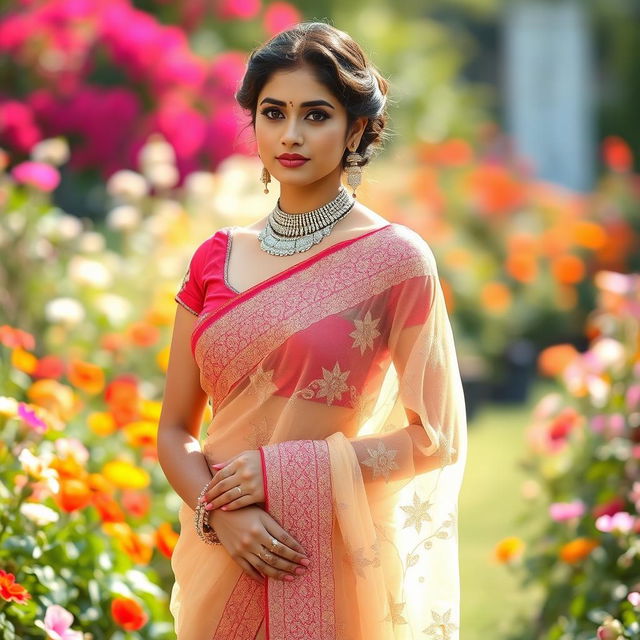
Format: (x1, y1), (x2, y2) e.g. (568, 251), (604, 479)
(307, 110), (329, 122)
(260, 107), (283, 119)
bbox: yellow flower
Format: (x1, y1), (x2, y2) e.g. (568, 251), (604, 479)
(123, 421), (157, 448)
(493, 536), (525, 563)
(88, 411), (118, 436)
(102, 460), (150, 489)
(156, 346), (170, 373)
(12, 348), (38, 374)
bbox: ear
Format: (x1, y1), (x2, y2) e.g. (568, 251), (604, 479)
(347, 116), (368, 151)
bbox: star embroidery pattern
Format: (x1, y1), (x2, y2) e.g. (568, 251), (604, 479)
(244, 415), (272, 449)
(384, 593), (408, 626)
(361, 440), (400, 483)
(400, 491), (433, 534)
(247, 365), (277, 402)
(343, 545), (373, 578)
(422, 608), (459, 640)
(349, 310), (381, 354)
(312, 362), (351, 405)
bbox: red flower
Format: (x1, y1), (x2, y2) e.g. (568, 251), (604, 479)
(602, 136), (633, 172)
(111, 596), (148, 631)
(0, 570), (31, 605)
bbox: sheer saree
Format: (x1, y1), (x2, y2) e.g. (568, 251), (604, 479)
(169, 222), (467, 640)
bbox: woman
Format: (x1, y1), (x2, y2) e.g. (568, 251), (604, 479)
(158, 21), (467, 640)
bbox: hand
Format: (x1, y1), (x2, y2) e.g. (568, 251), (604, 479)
(209, 506), (311, 585)
(201, 450), (264, 512)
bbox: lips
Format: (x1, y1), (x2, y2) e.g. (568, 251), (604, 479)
(277, 154), (309, 168)
(277, 154), (309, 160)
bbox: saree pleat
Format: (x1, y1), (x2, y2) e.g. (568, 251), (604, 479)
(170, 223), (467, 640)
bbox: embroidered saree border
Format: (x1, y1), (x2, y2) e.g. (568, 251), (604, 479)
(211, 573), (265, 640)
(194, 224), (433, 408)
(260, 440), (335, 640)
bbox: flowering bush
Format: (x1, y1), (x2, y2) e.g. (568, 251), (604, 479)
(494, 270), (640, 639)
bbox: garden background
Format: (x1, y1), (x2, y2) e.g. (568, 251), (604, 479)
(1, 0), (639, 638)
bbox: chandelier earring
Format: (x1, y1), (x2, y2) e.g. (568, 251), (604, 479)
(261, 165), (271, 194)
(345, 145), (364, 198)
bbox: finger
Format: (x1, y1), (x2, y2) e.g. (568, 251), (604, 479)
(254, 546), (307, 576)
(207, 484), (242, 510)
(236, 557), (265, 585)
(205, 473), (237, 502)
(215, 495), (256, 511)
(248, 552), (295, 582)
(263, 523), (309, 565)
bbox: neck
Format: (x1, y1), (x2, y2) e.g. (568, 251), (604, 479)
(277, 177), (344, 214)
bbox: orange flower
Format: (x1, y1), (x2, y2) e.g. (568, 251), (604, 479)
(123, 421), (157, 448)
(465, 164), (527, 217)
(559, 537), (599, 564)
(156, 522), (179, 558)
(100, 332), (128, 352)
(86, 473), (114, 494)
(92, 492), (126, 523)
(0, 325), (35, 350)
(68, 359), (105, 395)
(480, 282), (511, 314)
(105, 376), (140, 428)
(118, 530), (154, 565)
(126, 322), (160, 347)
(32, 355), (66, 380)
(111, 596), (148, 631)
(507, 232), (538, 254)
(88, 411), (118, 436)
(540, 228), (572, 259)
(444, 248), (473, 270)
(122, 490), (151, 519)
(551, 254), (585, 284)
(409, 166), (444, 215)
(493, 536), (525, 563)
(0, 569), (31, 604)
(50, 456), (85, 481)
(573, 221), (607, 250)
(27, 379), (78, 422)
(537, 344), (579, 377)
(506, 252), (538, 283)
(416, 139), (473, 166)
(602, 136), (633, 172)
(56, 478), (93, 512)
(11, 347), (38, 374)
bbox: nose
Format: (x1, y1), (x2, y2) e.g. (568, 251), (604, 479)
(280, 117), (303, 147)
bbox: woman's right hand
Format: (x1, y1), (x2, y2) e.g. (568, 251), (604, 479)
(209, 505), (311, 585)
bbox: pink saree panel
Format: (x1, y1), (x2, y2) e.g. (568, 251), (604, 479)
(169, 223), (467, 640)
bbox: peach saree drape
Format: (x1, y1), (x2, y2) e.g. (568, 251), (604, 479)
(169, 222), (468, 640)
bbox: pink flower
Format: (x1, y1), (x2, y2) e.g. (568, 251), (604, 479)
(607, 413), (626, 437)
(595, 511), (636, 534)
(589, 414), (606, 434)
(628, 591), (640, 607)
(214, 0), (261, 20)
(626, 384), (640, 410)
(549, 500), (585, 522)
(43, 604), (83, 640)
(263, 2), (302, 37)
(11, 161), (60, 191)
(0, 100), (42, 152)
(17, 403), (47, 433)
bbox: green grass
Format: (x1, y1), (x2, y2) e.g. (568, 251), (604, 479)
(459, 378), (557, 638)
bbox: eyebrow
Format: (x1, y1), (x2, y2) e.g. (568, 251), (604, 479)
(259, 97), (335, 109)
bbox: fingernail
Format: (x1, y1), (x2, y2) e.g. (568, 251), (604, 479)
(295, 567), (306, 575)
(283, 575), (294, 582)
(221, 506), (227, 511)
(205, 503), (213, 510)
(299, 559), (310, 567)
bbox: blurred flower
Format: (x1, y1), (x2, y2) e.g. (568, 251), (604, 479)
(156, 345), (170, 372)
(56, 478), (93, 512)
(92, 492), (126, 523)
(106, 204), (142, 232)
(532, 392), (564, 420)
(138, 133), (175, 168)
(104, 375), (140, 427)
(77, 231), (106, 253)
(628, 592), (640, 607)
(27, 379), (77, 422)
(551, 254), (585, 285)
(573, 221), (607, 250)
(17, 402), (48, 433)
(480, 281), (511, 314)
(0, 325), (35, 350)
(595, 511), (635, 534)
(55, 437), (89, 465)
(145, 162), (179, 189)
(0, 100), (41, 152)
(549, 500), (585, 522)
(627, 384), (640, 411)
(602, 136), (633, 172)
(30, 137), (70, 166)
(592, 497), (626, 519)
(95, 294), (132, 326)
(126, 321), (160, 347)
(263, 2), (302, 37)
(122, 489), (151, 519)
(45, 297), (85, 326)
(42, 604), (83, 640)
(106, 170), (148, 201)
(559, 537), (599, 564)
(590, 338), (627, 375)
(11, 160), (60, 191)
(156, 522), (179, 558)
(32, 355), (66, 380)
(0, 396), (19, 417)
(68, 359), (105, 395)
(11, 347), (38, 374)
(88, 411), (118, 436)
(68, 256), (113, 289)
(102, 460), (150, 489)
(123, 421), (157, 448)
(18, 448), (59, 493)
(111, 596), (148, 631)
(494, 536), (525, 563)
(20, 502), (59, 526)
(597, 616), (625, 640)
(0, 569), (31, 605)
(214, 0), (261, 20)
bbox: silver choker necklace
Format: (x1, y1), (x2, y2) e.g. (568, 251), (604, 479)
(257, 185), (355, 256)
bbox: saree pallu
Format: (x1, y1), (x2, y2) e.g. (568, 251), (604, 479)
(169, 223), (467, 640)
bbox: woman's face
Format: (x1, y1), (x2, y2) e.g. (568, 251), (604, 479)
(254, 64), (365, 191)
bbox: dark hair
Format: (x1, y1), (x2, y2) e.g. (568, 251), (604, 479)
(235, 21), (390, 169)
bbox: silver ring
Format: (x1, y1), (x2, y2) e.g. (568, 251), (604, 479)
(236, 486), (242, 496)
(270, 537), (279, 552)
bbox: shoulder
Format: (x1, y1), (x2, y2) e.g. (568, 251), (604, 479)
(383, 223), (438, 275)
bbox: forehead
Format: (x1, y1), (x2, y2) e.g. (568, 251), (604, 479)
(258, 65), (337, 103)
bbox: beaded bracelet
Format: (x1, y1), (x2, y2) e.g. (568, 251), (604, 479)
(194, 481), (222, 545)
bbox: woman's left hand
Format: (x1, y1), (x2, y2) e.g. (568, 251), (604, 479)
(201, 450), (265, 512)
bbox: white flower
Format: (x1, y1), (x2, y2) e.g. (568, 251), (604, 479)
(94, 293), (132, 325)
(138, 133), (176, 169)
(184, 171), (217, 198)
(68, 256), (112, 289)
(107, 169), (148, 201)
(18, 448), (59, 493)
(45, 297), (85, 326)
(55, 437), (89, 464)
(20, 502), (59, 526)
(57, 214), (83, 240)
(77, 231), (106, 253)
(145, 163), (179, 189)
(106, 204), (142, 232)
(30, 137), (70, 166)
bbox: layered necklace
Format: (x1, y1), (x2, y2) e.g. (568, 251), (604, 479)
(257, 185), (355, 256)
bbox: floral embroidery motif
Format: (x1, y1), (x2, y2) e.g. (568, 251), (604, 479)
(400, 491), (433, 534)
(244, 415), (272, 449)
(247, 364), (277, 402)
(296, 362), (351, 406)
(343, 545), (373, 578)
(361, 440), (400, 482)
(385, 592), (408, 626)
(349, 310), (381, 354)
(422, 608), (459, 640)
(349, 388), (377, 424)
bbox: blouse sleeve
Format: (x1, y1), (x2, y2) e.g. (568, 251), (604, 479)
(175, 237), (211, 316)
